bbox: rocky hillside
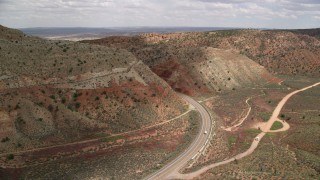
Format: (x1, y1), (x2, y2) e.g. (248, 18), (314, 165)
(150, 47), (276, 95)
(0, 25), (187, 153)
(86, 30), (317, 95)
(153, 30), (320, 78)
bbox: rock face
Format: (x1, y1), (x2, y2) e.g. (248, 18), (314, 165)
(0, 25), (186, 153)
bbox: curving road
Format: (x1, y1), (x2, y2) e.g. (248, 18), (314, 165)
(177, 81), (320, 179)
(261, 82), (320, 132)
(146, 82), (320, 180)
(144, 94), (213, 180)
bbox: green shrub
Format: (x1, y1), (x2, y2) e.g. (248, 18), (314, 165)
(7, 154), (14, 160)
(75, 102), (81, 109)
(16, 117), (26, 124)
(1, 137), (10, 143)
(228, 135), (237, 146)
(271, 121), (283, 130)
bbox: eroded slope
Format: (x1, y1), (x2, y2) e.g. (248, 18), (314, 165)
(0, 25), (186, 154)
(85, 31), (292, 96)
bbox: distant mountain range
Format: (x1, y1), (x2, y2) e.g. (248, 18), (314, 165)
(19, 27), (240, 40)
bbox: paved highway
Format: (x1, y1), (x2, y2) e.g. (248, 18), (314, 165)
(144, 94), (213, 180)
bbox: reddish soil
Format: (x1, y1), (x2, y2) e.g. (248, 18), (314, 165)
(252, 97), (273, 112)
(152, 60), (211, 96)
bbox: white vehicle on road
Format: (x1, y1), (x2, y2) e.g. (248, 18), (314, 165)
(204, 131), (208, 134)
(255, 137), (260, 141)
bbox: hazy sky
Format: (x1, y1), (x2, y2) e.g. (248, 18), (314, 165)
(0, 0), (319, 29)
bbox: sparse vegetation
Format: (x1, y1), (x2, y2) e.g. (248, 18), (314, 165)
(0, 26), (187, 176)
(0, 25), (319, 180)
(228, 135), (236, 146)
(260, 112), (272, 121)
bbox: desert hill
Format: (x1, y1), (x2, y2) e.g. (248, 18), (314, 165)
(84, 30), (319, 95)
(0, 25), (186, 153)
(1, 25), (319, 179)
(150, 47), (277, 95)
(85, 30), (301, 95)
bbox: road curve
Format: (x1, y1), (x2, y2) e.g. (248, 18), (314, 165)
(261, 82), (320, 132)
(144, 94), (213, 180)
(177, 81), (320, 179)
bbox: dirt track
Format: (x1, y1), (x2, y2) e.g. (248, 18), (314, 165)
(174, 82), (320, 180)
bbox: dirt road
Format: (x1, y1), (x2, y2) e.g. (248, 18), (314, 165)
(161, 82), (319, 180)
